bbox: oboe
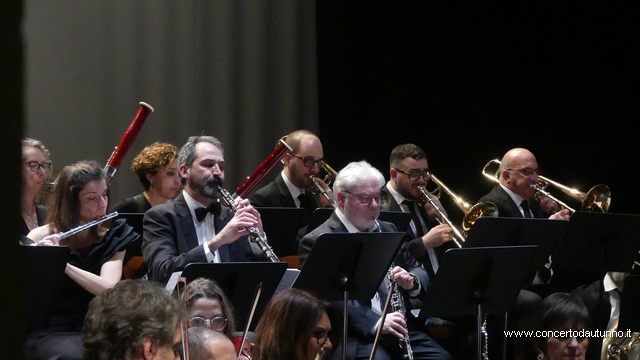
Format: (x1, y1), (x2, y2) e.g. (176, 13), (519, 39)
(387, 266), (414, 360)
(217, 186), (279, 263)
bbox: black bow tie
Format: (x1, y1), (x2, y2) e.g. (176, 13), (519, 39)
(194, 202), (222, 222)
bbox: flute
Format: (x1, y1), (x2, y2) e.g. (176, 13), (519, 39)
(57, 212), (119, 240)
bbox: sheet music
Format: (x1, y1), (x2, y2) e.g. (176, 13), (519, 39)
(165, 271), (183, 293)
(275, 268), (300, 294)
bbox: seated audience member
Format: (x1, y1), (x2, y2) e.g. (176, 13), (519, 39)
(532, 293), (591, 360)
(180, 327), (237, 360)
(24, 161), (138, 360)
(111, 142), (181, 213)
(253, 288), (340, 360)
(83, 279), (185, 360)
(20, 138), (53, 238)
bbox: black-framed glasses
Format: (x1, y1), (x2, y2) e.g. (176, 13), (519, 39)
(311, 330), (330, 345)
(25, 161), (52, 173)
(508, 167), (540, 177)
(393, 168), (430, 181)
(344, 191), (381, 205)
(291, 153), (325, 168)
(188, 316), (228, 330)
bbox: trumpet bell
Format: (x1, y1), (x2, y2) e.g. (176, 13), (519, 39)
(582, 184), (611, 213)
(462, 202), (499, 235)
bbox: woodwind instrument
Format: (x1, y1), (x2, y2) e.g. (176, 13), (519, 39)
(104, 102), (154, 183)
(234, 138), (293, 199)
(56, 212), (119, 240)
(386, 265), (414, 360)
(217, 186), (280, 263)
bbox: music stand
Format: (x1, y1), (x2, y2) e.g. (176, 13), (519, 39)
(618, 275), (640, 333)
(464, 217), (568, 285)
(418, 246), (537, 360)
(254, 207), (306, 256)
(305, 208), (413, 234)
(552, 212), (640, 288)
(181, 262), (287, 330)
(20, 245), (71, 336)
(294, 232), (405, 360)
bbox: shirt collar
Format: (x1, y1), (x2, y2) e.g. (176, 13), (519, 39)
(183, 190), (219, 221)
(386, 180), (410, 205)
(604, 272), (623, 293)
(500, 183), (526, 208)
(282, 170), (304, 199)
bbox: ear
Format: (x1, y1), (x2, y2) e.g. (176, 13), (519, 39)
(179, 164), (189, 179)
(389, 168), (398, 182)
(142, 337), (156, 360)
(501, 169), (511, 183)
(283, 153), (293, 166)
(145, 171), (156, 185)
(336, 191), (346, 207)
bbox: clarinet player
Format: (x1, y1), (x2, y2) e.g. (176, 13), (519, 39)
(299, 161), (451, 360)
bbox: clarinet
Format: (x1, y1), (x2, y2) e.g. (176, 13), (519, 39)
(387, 265), (414, 360)
(217, 186), (280, 263)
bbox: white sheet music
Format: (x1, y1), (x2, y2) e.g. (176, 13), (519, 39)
(274, 268), (300, 295)
(165, 271), (183, 293)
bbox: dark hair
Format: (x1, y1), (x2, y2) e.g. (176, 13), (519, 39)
(185, 277), (236, 339)
(180, 327), (234, 360)
(131, 142), (179, 191)
(253, 288), (341, 360)
(178, 135), (224, 168)
(83, 279), (186, 360)
(389, 143), (427, 168)
(532, 293), (592, 353)
(46, 160), (108, 249)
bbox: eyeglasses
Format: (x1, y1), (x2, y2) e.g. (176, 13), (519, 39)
(344, 191), (381, 205)
(311, 330), (330, 345)
(394, 168), (430, 182)
(188, 316), (228, 330)
(508, 167), (540, 177)
(25, 161), (52, 173)
(291, 154), (325, 168)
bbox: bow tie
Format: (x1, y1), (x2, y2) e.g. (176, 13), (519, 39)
(194, 202), (222, 222)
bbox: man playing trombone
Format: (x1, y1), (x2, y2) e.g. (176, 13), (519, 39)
(380, 144), (456, 280)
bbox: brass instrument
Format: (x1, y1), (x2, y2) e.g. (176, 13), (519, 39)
(606, 332), (640, 360)
(217, 186), (280, 262)
(427, 174), (499, 236)
(482, 159), (612, 213)
(386, 265), (414, 360)
(417, 185), (467, 248)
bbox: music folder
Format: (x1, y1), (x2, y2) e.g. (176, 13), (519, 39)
(21, 245), (71, 335)
(254, 207), (307, 257)
(181, 262), (288, 330)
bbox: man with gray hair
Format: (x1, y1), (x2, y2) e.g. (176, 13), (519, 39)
(299, 161), (451, 360)
(143, 135), (264, 284)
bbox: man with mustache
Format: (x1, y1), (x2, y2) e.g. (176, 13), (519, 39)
(299, 161), (451, 360)
(142, 135), (264, 284)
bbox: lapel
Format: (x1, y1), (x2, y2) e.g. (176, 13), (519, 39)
(275, 173), (297, 207)
(381, 184), (402, 212)
(493, 185), (525, 218)
(175, 194), (201, 251)
(326, 212), (349, 233)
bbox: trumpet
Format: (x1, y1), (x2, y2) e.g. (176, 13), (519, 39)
(482, 159), (612, 213)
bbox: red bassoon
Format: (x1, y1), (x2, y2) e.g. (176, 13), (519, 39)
(103, 102), (154, 183)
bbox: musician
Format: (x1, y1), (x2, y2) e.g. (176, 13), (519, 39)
(381, 143), (455, 279)
(142, 135), (263, 284)
(250, 129), (326, 214)
(299, 161), (451, 360)
(476, 148), (570, 360)
(253, 288), (340, 360)
(83, 279), (186, 360)
(185, 277), (237, 340)
(111, 142), (181, 213)
(25, 160), (138, 360)
(532, 293), (591, 360)
(180, 327), (238, 360)
(20, 138), (52, 237)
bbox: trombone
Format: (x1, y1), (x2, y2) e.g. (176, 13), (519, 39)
(424, 174), (499, 242)
(482, 159), (612, 213)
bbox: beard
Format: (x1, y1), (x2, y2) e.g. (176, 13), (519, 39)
(189, 176), (223, 199)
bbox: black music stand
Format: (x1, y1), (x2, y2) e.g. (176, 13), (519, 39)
(254, 207), (307, 256)
(294, 232), (405, 360)
(181, 262), (287, 330)
(552, 212), (640, 289)
(464, 217), (568, 285)
(305, 208), (413, 234)
(619, 275), (640, 333)
(418, 246), (537, 360)
(116, 213), (144, 258)
(21, 245), (71, 336)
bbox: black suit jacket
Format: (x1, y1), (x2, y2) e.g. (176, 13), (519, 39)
(299, 212), (429, 339)
(478, 185), (548, 219)
(250, 173), (320, 210)
(142, 193), (255, 284)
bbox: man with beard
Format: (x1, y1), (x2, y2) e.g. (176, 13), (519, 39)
(299, 161), (451, 360)
(142, 135), (264, 284)
(380, 144), (455, 280)
(250, 129), (329, 214)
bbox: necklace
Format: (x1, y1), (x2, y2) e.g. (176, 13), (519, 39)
(21, 206), (38, 229)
